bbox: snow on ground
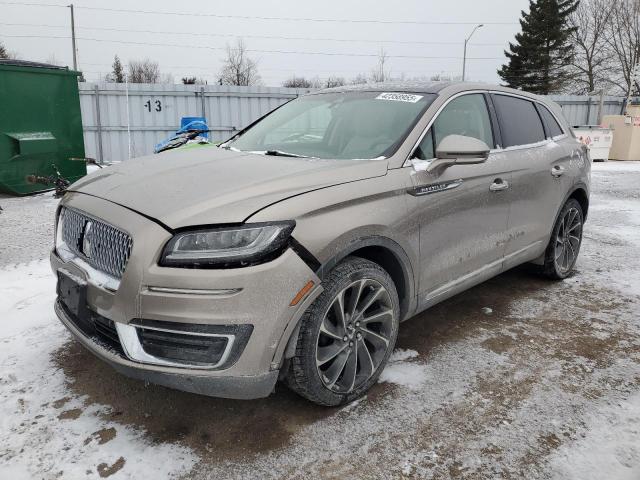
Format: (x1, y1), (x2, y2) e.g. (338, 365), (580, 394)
(0, 161), (639, 479)
(378, 349), (428, 389)
(0, 261), (198, 479)
(548, 392), (640, 480)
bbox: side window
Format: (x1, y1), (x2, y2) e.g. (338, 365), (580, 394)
(414, 128), (434, 160)
(538, 104), (564, 138)
(433, 94), (494, 149)
(492, 94), (546, 147)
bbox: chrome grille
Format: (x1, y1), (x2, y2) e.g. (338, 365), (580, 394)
(60, 207), (133, 278)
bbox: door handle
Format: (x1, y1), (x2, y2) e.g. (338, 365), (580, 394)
(489, 179), (509, 192)
(551, 165), (565, 177)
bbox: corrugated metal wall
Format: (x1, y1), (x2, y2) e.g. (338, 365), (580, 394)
(548, 95), (625, 127)
(79, 83), (626, 164)
(79, 83), (312, 163)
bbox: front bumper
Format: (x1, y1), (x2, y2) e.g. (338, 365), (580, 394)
(51, 192), (322, 399)
(55, 300), (279, 398)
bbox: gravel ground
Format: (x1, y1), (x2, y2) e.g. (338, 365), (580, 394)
(1, 162), (639, 479)
(0, 192), (59, 266)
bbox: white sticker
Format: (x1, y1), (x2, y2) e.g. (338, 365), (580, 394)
(375, 92), (424, 103)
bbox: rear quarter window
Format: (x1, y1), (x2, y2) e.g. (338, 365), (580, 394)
(537, 104), (564, 138)
(492, 94), (546, 148)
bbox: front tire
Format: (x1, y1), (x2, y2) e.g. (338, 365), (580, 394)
(286, 256), (400, 406)
(542, 198), (584, 279)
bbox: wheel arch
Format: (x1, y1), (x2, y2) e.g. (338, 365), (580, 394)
(568, 186), (589, 221)
(315, 236), (416, 322)
(551, 183), (590, 234)
(278, 236), (416, 367)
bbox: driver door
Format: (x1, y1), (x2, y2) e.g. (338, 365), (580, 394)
(406, 93), (513, 307)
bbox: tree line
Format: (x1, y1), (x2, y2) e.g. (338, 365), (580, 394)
(2, 0), (637, 95)
(499, 0), (639, 95)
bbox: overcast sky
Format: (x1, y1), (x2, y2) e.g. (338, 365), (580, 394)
(1, 0), (530, 86)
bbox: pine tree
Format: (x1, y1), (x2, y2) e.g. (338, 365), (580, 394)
(0, 42), (10, 59)
(111, 55), (125, 83)
(498, 0), (579, 94)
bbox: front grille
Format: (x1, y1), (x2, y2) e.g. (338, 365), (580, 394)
(60, 207), (133, 278)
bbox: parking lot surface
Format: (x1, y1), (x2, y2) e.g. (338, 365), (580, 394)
(1, 162), (639, 479)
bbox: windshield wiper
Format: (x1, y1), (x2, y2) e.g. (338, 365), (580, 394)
(262, 150), (313, 158)
(219, 144), (241, 151)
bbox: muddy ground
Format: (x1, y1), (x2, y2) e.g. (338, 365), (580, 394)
(1, 161), (639, 479)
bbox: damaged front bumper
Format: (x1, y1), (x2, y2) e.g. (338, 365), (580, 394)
(50, 192), (323, 399)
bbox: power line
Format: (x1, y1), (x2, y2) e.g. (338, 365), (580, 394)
(0, 1), (64, 6)
(0, 1), (519, 26)
(80, 62), (468, 77)
(0, 22), (508, 47)
(0, 34), (505, 60)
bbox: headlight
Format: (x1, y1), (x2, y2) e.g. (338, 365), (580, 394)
(159, 222), (295, 268)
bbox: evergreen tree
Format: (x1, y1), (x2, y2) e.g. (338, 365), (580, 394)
(0, 42), (10, 59)
(111, 55), (125, 83)
(498, 0), (579, 94)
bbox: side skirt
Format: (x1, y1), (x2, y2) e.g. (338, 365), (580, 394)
(415, 241), (544, 313)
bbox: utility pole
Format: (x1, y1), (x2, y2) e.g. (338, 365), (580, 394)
(462, 24), (483, 82)
(69, 4), (77, 71)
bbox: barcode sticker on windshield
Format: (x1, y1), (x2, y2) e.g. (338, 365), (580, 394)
(375, 92), (424, 103)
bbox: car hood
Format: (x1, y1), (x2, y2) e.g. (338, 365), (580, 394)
(69, 147), (388, 229)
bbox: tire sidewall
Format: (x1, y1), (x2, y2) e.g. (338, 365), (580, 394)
(292, 257), (400, 406)
(546, 198), (584, 279)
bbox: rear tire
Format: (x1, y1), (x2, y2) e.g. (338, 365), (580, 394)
(286, 256), (400, 406)
(542, 198), (584, 280)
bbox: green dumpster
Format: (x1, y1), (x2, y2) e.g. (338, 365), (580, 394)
(0, 60), (86, 195)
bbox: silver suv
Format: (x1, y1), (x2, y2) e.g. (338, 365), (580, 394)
(52, 82), (590, 406)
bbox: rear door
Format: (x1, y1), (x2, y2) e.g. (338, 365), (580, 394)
(490, 94), (572, 267)
(407, 92), (512, 305)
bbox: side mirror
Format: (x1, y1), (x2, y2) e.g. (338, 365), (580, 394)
(423, 134), (490, 173)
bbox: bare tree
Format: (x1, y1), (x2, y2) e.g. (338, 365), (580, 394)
(568, 0), (614, 93)
(291, 76), (345, 89)
(160, 72), (174, 84)
(605, 0), (640, 94)
(350, 73), (369, 85)
(128, 59), (160, 83)
(44, 53), (63, 66)
(219, 39), (260, 86)
(283, 76), (312, 88)
(371, 48), (390, 83)
(325, 76), (346, 88)
(429, 72), (462, 82)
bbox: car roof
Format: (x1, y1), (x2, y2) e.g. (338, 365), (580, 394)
(308, 81), (547, 103)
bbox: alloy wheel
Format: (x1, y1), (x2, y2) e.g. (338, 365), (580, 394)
(554, 207), (582, 275)
(315, 279), (395, 393)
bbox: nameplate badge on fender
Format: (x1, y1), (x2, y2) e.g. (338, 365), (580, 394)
(409, 179), (464, 196)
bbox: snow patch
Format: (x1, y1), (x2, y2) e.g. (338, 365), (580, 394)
(548, 393), (640, 480)
(0, 262), (198, 479)
(389, 348), (419, 362)
(379, 349), (427, 389)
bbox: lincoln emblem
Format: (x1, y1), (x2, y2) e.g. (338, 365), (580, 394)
(81, 221), (93, 258)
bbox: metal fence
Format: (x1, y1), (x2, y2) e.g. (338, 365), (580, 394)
(79, 83), (626, 164)
(548, 94), (625, 127)
(79, 83), (313, 163)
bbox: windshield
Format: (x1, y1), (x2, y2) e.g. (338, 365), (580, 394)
(225, 91), (436, 160)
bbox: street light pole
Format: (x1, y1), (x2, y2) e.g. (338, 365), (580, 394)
(462, 24), (483, 81)
(68, 4), (77, 71)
